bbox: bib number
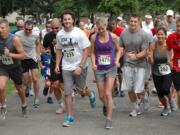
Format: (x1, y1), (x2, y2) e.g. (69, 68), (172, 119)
(158, 64), (171, 75)
(46, 68), (50, 76)
(0, 55), (14, 65)
(98, 55), (111, 65)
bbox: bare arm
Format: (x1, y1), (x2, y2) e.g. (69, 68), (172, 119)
(55, 49), (62, 73)
(4, 36), (25, 60)
(111, 33), (121, 66)
(90, 34), (97, 71)
(148, 43), (154, 64)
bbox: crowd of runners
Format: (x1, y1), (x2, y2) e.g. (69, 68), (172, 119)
(0, 9), (180, 130)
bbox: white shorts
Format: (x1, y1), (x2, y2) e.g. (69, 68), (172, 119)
(121, 65), (146, 93)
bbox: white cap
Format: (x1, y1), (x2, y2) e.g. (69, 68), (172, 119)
(145, 15), (152, 19)
(117, 16), (122, 21)
(166, 10), (174, 16)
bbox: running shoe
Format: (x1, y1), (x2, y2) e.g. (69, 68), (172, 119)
(22, 106), (28, 118)
(103, 105), (107, 116)
(47, 97), (53, 104)
(0, 107), (7, 120)
(89, 91), (96, 108)
(112, 87), (119, 97)
(104, 119), (112, 129)
(56, 107), (66, 115)
(119, 90), (125, 97)
(29, 89), (34, 96)
(43, 87), (49, 96)
(170, 98), (177, 112)
(157, 101), (164, 108)
(25, 87), (29, 97)
(62, 115), (74, 127)
(160, 108), (171, 116)
(33, 98), (39, 108)
(129, 109), (142, 117)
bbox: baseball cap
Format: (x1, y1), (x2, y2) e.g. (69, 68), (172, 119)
(166, 10), (174, 16)
(145, 15), (152, 19)
(117, 16), (122, 21)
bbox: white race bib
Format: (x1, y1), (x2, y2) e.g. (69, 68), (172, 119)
(98, 55), (111, 65)
(46, 68), (51, 76)
(178, 58), (180, 68)
(158, 64), (171, 75)
(0, 55), (14, 65)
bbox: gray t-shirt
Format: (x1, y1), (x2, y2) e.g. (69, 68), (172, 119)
(16, 30), (39, 59)
(167, 20), (176, 31)
(119, 28), (148, 68)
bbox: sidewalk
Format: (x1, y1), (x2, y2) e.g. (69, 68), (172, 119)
(0, 63), (180, 135)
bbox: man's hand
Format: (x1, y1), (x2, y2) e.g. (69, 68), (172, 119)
(4, 47), (11, 57)
(73, 66), (82, 76)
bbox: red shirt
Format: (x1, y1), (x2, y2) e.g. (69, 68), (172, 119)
(167, 32), (180, 71)
(113, 26), (124, 36)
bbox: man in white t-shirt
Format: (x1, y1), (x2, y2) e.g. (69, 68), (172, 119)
(55, 10), (96, 127)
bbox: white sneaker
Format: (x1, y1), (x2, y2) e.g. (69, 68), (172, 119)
(56, 107), (66, 115)
(29, 89), (34, 96)
(129, 109), (141, 117)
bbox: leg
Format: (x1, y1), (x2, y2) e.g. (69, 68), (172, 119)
(31, 69), (40, 98)
(0, 76), (8, 106)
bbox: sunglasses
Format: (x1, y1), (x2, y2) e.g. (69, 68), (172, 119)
(25, 28), (32, 31)
(52, 27), (59, 30)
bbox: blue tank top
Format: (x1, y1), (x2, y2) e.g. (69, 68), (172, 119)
(95, 32), (115, 70)
(0, 33), (21, 68)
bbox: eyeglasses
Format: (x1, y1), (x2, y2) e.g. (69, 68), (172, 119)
(25, 28), (32, 31)
(51, 27), (59, 30)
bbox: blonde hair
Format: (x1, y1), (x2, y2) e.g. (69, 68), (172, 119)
(96, 18), (107, 28)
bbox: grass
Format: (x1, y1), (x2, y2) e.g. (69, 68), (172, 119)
(6, 69), (41, 95)
(6, 80), (15, 94)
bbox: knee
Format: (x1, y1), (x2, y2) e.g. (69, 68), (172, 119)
(0, 84), (6, 92)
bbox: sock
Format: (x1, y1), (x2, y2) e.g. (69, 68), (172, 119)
(58, 99), (64, 108)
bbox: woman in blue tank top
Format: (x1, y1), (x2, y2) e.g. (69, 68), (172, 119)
(148, 27), (176, 116)
(90, 18), (121, 129)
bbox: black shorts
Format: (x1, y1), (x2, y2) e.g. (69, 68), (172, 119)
(0, 66), (23, 85)
(152, 73), (172, 98)
(21, 59), (38, 73)
(117, 56), (124, 74)
(171, 70), (180, 91)
(49, 62), (63, 82)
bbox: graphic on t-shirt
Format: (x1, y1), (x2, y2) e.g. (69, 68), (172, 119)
(0, 55), (14, 65)
(98, 54), (111, 65)
(61, 37), (80, 62)
(158, 64), (171, 75)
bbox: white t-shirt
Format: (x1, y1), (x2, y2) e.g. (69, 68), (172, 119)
(56, 27), (90, 71)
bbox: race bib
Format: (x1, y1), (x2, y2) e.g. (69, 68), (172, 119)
(98, 55), (111, 65)
(178, 58), (180, 68)
(0, 55), (14, 65)
(158, 64), (171, 75)
(46, 68), (51, 76)
(64, 49), (75, 59)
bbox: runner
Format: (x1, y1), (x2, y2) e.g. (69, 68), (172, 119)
(43, 18), (65, 111)
(149, 27), (173, 116)
(167, 18), (180, 109)
(0, 19), (27, 120)
(16, 20), (41, 108)
(55, 10), (96, 127)
(119, 14), (148, 117)
(90, 18), (121, 129)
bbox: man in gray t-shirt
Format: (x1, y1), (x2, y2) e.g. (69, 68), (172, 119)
(119, 14), (148, 117)
(16, 20), (41, 108)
